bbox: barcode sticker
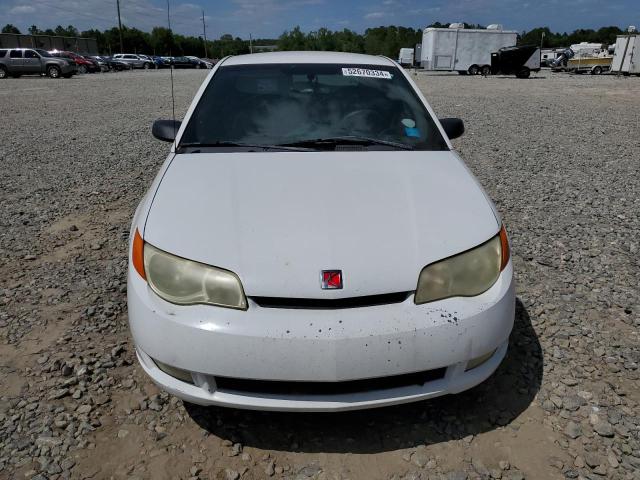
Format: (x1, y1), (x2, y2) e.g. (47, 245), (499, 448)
(342, 68), (393, 79)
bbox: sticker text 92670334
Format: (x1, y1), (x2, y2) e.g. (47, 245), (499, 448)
(342, 68), (393, 79)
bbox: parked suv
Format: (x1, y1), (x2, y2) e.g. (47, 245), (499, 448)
(112, 54), (155, 69)
(0, 48), (77, 78)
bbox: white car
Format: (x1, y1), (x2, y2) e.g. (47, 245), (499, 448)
(128, 51), (515, 412)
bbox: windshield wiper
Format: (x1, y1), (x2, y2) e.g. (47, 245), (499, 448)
(278, 136), (414, 151)
(177, 141), (315, 152)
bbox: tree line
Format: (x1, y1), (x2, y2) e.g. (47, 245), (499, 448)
(1, 22), (629, 58)
(1, 23), (271, 57)
(518, 26), (627, 48)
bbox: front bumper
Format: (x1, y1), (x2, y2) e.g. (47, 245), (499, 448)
(128, 263), (515, 411)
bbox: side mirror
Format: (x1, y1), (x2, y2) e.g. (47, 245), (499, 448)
(439, 118), (465, 140)
(152, 119), (182, 142)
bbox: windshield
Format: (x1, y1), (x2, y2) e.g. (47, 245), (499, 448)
(36, 49), (52, 57)
(180, 63), (448, 151)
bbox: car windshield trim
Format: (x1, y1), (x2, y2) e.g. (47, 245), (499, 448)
(177, 141), (316, 153)
(278, 136), (414, 151)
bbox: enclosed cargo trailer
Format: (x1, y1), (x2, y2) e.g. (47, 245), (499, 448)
(491, 45), (541, 78)
(612, 34), (639, 75)
(419, 24), (518, 75)
(398, 48), (414, 67)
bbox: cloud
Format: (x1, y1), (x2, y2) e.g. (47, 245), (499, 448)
(9, 5), (36, 14)
(365, 12), (386, 19)
(231, 0), (324, 16)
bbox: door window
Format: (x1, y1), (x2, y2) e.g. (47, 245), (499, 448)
(24, 50), (40, 58)
(10, 50), (23, 58)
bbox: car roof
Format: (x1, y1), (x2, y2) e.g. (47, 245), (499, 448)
(222, 51), (395, 67)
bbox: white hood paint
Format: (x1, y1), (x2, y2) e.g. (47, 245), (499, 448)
(143, 151), (499, 298)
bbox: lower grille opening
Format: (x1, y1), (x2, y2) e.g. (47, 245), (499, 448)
(250, 291), (411, 309)
(215, 368), (446, 396)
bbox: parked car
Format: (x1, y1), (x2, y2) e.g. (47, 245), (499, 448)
(128, 51), (515, 412)
(82, 55), (102, 72)
(151, 55), (170, 68)
(112, 54), (155, 69)
(101, 56), (131, 72)
(87, 55), (109, 72)
(49, 50), (97, 74)
(186, 56), (212, 68)
(169, 56), (199, 68)
(138, 54), (158, 69)
(0, 48), (76, 78)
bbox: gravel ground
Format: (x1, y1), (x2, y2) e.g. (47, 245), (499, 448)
(0, 69), (638, 480)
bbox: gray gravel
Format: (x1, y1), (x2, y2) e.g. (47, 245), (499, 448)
(0, 69), (639, 480)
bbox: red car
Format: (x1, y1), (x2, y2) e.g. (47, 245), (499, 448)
(49, 50), (98, 74)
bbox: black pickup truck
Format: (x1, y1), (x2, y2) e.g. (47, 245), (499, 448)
(0, 48), (77, 79)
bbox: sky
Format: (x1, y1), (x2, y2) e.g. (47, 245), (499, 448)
(1, 0), (635, 39)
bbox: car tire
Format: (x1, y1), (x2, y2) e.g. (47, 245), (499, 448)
(47, 65), (61, 78)
(78, 65), (87, 74)
(516, 67), (531, 79)
(195, 63), (202, 69)
(468, 65), (480, 75)
(592, 66), (603, 75)
(0, 66), (7, 79)
(144, 62), (151, 70)
(481, 65), (491, 76)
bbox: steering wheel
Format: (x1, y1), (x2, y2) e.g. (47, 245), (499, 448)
(339, 109), (385, 131)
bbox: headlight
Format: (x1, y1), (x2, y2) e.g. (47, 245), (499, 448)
(143, 242), (247, 310)
(415, 226), (510, 304)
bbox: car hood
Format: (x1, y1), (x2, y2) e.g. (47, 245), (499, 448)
(144, 151), (499, 298)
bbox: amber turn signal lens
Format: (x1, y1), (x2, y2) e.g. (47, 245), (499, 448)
(499, 225), (510, 271)
(132, 228), (146, 280)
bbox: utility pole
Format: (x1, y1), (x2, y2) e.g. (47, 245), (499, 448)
(116, 0), (124, 53)
(250, 33), (253, 54)
(201, 10), (208, 58)
(541, 31), (545, 50)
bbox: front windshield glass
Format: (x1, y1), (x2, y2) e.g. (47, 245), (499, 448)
(36, 49), (52, 57)
(180, 63), (448, 151)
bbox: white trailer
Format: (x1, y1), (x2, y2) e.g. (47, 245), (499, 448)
(612, 34), (639, 75)
(420, 24), (518, 75)
(398, 48), (414, 67)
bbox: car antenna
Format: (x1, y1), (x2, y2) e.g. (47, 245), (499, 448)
(166, 0), (177, 143)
